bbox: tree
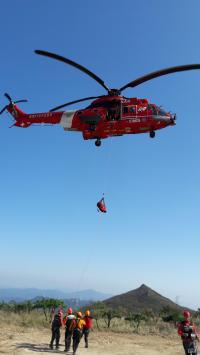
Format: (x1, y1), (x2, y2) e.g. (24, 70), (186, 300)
(90, 302), (107, 330)
(102, 309), (121, 328)
(159, 306), (182, 326)
(9, 301), (26, 314)
(33, 298), (65, 322)
(23, 301), (33, 314)
(125, 313), (146, 332)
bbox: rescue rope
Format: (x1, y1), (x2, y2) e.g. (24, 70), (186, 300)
(75, 138), (114, 292)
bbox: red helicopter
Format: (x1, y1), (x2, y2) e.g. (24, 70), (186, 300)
(1, 50), (200, 147)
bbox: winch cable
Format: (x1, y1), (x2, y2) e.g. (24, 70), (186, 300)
(75, 138), (114, 293)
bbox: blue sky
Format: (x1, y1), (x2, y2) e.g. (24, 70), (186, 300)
(0, 0), (200, 309)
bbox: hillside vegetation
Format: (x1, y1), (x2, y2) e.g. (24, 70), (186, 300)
(0, 297), (200, 355)
(0, 299), (200, 335)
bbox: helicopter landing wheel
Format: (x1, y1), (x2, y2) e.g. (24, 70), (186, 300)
(95, 139), (101, 147)
(150, 131), (155, 138)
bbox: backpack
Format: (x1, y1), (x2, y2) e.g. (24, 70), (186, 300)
(65, 317), (76, 332)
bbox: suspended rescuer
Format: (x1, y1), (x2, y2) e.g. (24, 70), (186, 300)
(82, 310), (93, 348)
(97, 197), (107, 213)
(72, 312), (86, 355)
(49, 311), (63, 349)
(178, 310), (199, 355)
(63, 307), (76, 352)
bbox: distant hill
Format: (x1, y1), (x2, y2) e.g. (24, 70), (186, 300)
(30, 296), (93, 309)
(103, 284), (190, 313)
(0, 288), (111, 303)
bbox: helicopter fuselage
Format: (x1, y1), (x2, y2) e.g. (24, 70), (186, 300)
(6, 95), (175, 145)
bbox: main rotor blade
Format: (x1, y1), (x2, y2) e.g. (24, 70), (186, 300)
(35, 50), (110, 93)
(120, 64), (200, 92)
(49, 95), (104, 112)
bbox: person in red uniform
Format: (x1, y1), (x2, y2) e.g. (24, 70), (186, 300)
(82, 310), (93, 348)
(178, 310), (199, 355)
(97, 197), (107, 213)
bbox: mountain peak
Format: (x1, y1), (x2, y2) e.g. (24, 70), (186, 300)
(138, 284), (149, 290)
(135, 284), (152, 296)
(103, 284), (188, 313)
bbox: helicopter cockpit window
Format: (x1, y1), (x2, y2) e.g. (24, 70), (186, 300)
(149, 105), (167, 116)
(157, 107), (167, 116)
(149, 105), (157, 115)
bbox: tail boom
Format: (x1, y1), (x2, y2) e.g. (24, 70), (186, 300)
(6, 104), (63, 128)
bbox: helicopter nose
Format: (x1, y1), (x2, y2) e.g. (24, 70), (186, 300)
(170, 113), (176, 125)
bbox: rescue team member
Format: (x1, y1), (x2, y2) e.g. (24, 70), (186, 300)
(82, 310), (93, 348)
(63, 307), (76, 352)
(58, 306), (63, 322)
(72, 312), (86, 355)
(178, 310), (199, 355)
(49, 311), (63, 349)
(97, 197), (107, 213)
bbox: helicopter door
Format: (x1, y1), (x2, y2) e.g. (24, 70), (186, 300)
(107, 101), (122, 121)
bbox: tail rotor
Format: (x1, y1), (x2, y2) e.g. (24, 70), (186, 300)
(0, 93), (28, 115)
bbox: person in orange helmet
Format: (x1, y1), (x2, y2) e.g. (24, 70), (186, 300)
(72, 312), (86, 355)
(82, 310), (93, 348)
(177, 310), (199, 355)
(63, 307), (76, 352)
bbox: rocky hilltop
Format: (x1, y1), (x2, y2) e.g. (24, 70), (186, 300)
(103, 284), (188, 313)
